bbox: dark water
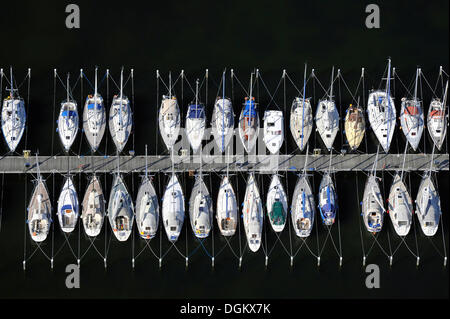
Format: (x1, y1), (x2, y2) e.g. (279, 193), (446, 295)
(0, 0), (448, 299)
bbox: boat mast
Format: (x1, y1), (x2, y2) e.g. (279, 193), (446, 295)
(169, 72), (172, 99)
(385, 58), (392, 150)
(329, 66), (334, 101)
(66, 73), (70, 102)
(93, 67), (98, 151)
(119, 67), (124, 130)
(413, 67), (419, 104)
(301, 63), (307, 150)
(145, 144), (148, 179)
(9, 66), (14, 98)
(35, 153), (41, 181)
(222, 69), (226, 153)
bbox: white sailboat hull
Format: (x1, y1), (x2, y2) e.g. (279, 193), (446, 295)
(108, 175), (134, 241)
(211, 98), (234, 153)
(216, 176), (237, 237)
(266, 175), (288, 232)
(162, 174), (185, 242)
(57, 101), (79, 152)
(388, 174), (412, 236)
(263, 110), (284, 154)
(243, 174), (263, 252)
(367, 91), (396, 153)
(290, 98), (313, 152)
(291, 176), (315, 238)
(81, 176), (105, 237)
(28, 179), (52, 242)
(57, 177), (79, 233)
(189, 176), (213, 238)
(315, 100), (339, 150)
(109, 96), (133, 153)
(135, 177), (159, 240)
(83, 94), (106, 152)
(427, 99), (447, 151)
(159, 97), (180, 150)
(362, 175), (384, 233)
(1, 97), (26, 152)
(415, 174), (441, 236)
(400, 98), (424, 151)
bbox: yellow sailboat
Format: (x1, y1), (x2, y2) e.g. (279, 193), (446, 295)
(344, 103), (365, 151)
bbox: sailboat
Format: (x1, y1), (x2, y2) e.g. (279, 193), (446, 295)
(186, 80), (206, 153)
(109, 68), (132, 153)
(27, 154), (52, 242)
(81, 175), (105, 237)
(290, 64), (313, 152)
(344, 100), (366, 151)
(242, 174), (263, 252)
(367, 59), (396, 153)
(83, 67), (106, 152)
(427, 80), (448, 151)
(291, 175), (315, 237)
(108, 160), (134, 242)
(135, 146), (159, 240)
(216, 176), (237, 236)
(211, 71), (234, 153)
(263, 110), (284, 154)
(266, 175), (288, 232)
(415, 173), (441, 236)
(318, 173), (337, 226)
(362, 175), (385, 233)
(388, 173), (413, 236)
(315, 67), (339, 151)
(1, 67), (26, 152)
(57, 73), (79, 152)
(57, 176), (79, 233)
(399, 68), (424, 151)
(189, 175), (213, 238)
(238, 73), (259, 153)
(162, 174), (185, 242)
(159, 73), (181, 150)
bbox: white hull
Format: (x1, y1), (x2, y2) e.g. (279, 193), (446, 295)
(415, 174), (441, 236)
(388, 174), (412, 236)
(290, 97), (313, 152)
(159, 97), (180, 150)
(83, 94), (106, 152)
(216, 176), (237, 237)
(189, 176), (213, 238)
(367, 91), (396, 152)
(57, 101), (79, 152)
(211, 98), (234, 153)
(186, 104), (206, 153)
(135, 176), (159, 240)
(81, 176), (105, 237)
(400, 98), (424, 151)
(362, 175), (384, 233)
(242, 174), (263, 252)
(28, 179), (52, 242)
(266, 175), (288, 232)
(291, 175), (315, 238)
(1, 97), (26, 152)
(109, 96), (133, 153)
(315, 99), (339, 150)
(57, 176), (79, 233)
(108, 175), (134, 241)
(238, 99), (259, 153)
(162, 174), (185, 242)
(263, 110), (284, 154)
(427, 99), (447, 151)
(318, 173), (337, 226)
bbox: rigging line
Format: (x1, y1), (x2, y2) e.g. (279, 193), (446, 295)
(231, 70), (250, 97)
(408, 172), (420, 259)
(258, 70), (283, 110)
(131, 69), (135, 152)
(394, 71), (414, 98)
(24, 69), (31, 150)
(356, 172), (366, 259)
(80, 71), (96, 91)
(338, 71), (359, 105)
(23, 173), (28, 268)
(284, 71), (312, 97)
(338, 71), (344, 148)
(420, 71), (439, 98)
(52, 71), (57, 156)
(381, 170), (393, 259)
